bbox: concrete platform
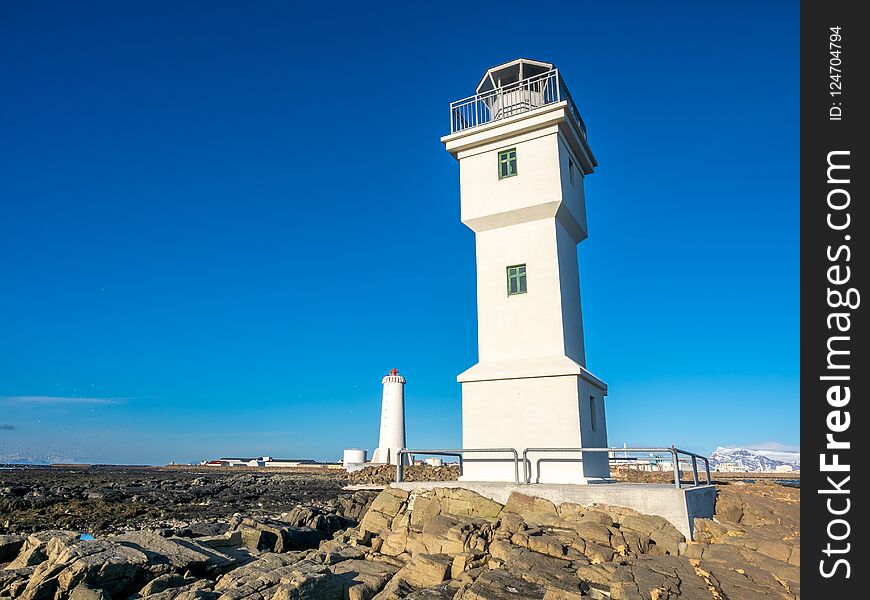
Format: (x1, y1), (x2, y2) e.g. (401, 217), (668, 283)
(390, 481), (716, 540)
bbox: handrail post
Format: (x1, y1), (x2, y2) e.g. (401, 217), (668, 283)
(522, 449), (529, 484)
(704, 457), (712, 484)
(671, 446), (681, 489)
(396, 452), (404, 483)
(691, 456), (699, 486)
(512, 449), (519, 484)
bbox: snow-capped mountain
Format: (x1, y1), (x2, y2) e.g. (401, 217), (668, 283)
(0, 451), (75, 465)
(708, 447), (800, 472)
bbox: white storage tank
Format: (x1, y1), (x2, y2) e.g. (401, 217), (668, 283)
(343, 448), (367, 466)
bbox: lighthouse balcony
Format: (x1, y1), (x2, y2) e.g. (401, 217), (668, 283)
(449, 66), (586, 135)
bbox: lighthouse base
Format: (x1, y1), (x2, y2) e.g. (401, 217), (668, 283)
(459, 366), (609, 484)
(371, 447), (410, 467)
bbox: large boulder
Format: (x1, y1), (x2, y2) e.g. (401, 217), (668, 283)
(337, 493), (377, 523)
(393, 554), (452, 589)
(139, 579), (217, 600)
(68, 584), (112, 600)
(501, 494), (560, 527)
(278, 506), (354, 536)
(213, 553), (343, 600)
(21, 539), (149, 600)
(609, 556), (713, 600)
(136, 573), (198, 597)
(112, 531), (235, 576)
(330, 559), (400, 600)
(268, 561), (343, 600)
(5, 531), (80, 569)
(235, 520), (327, 554)
(615, 514), (684, 556)
(429, 489), (502, 520)
(456, 568), (546, 600)
(488, 541), (579, 592)
(358, 489), (410, 537)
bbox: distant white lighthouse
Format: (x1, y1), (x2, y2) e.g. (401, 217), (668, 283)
(371, 369), (408, 466)
(442, 58), (610, 484)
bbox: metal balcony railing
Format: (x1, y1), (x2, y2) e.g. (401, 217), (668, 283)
(449, 68), (587, 135)
(395, 445), (712, 489)
(521, 446), (712, 488)
(396, 448), (521, 484)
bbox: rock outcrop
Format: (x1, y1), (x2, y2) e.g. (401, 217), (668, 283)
(0, 469), (801, 600)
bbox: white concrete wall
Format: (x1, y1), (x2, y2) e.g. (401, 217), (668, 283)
(459, 130), (562, 228)
(474, 219), (566, 364)
(557, 134), (588, 239)
(577, 378), (609, 475)
(461, 375), (610, 483)
(461, 375), (582, 483)
(555, 218), (585, 366)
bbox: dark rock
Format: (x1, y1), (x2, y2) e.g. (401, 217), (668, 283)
(68, 583), (112, 600)
(456, 568), (546, 600)
(0, 533), (26, 562)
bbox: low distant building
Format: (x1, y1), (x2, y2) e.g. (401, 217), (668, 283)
(774, 464), (795, 473)
(203, 456), (318, 468)
(264, 459), (318, 468)
(715, 462), (741, 472)
(204, 458), (249, 467)
(611, 457), (673, 472)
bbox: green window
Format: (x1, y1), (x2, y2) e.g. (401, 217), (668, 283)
(507, 264), (527, 296)
(498, 148), (517, 179)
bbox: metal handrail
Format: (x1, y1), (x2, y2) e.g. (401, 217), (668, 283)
(449, 68), (586, 135)
(393, 445), (711, 490)
(395, 448), (520, 484)
(673, 447), (713, 487)
(522, 446), (713, 489)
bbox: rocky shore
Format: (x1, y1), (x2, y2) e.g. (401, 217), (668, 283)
(348, 466), (460, 487)
(0, 466), (352, 535)
(1, 467), (799, 599)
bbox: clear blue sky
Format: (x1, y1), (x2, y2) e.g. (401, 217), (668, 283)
(0, 1), (798, 465)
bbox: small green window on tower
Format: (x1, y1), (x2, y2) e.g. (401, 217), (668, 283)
(498, 148), (517, 179)
(507, 264), (527, 296)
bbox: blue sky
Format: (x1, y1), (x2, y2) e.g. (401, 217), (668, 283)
(0, 1), (798, 464)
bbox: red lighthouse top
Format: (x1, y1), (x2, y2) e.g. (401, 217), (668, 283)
(389, 368), (399, 376)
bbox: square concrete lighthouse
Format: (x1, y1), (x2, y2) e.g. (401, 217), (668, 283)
(442, 59), (609, 484)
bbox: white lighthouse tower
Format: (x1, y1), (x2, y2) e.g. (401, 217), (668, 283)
(372, 369), (409, 466)
(442, 59), (609, 484)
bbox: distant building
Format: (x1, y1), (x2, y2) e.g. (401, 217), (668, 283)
(610, 455), (673, 472)
(204, 457), (249, 467)
(264, 459), (318, 468)
(203, 456), (318, 468)
(715, 462), (741, 472)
